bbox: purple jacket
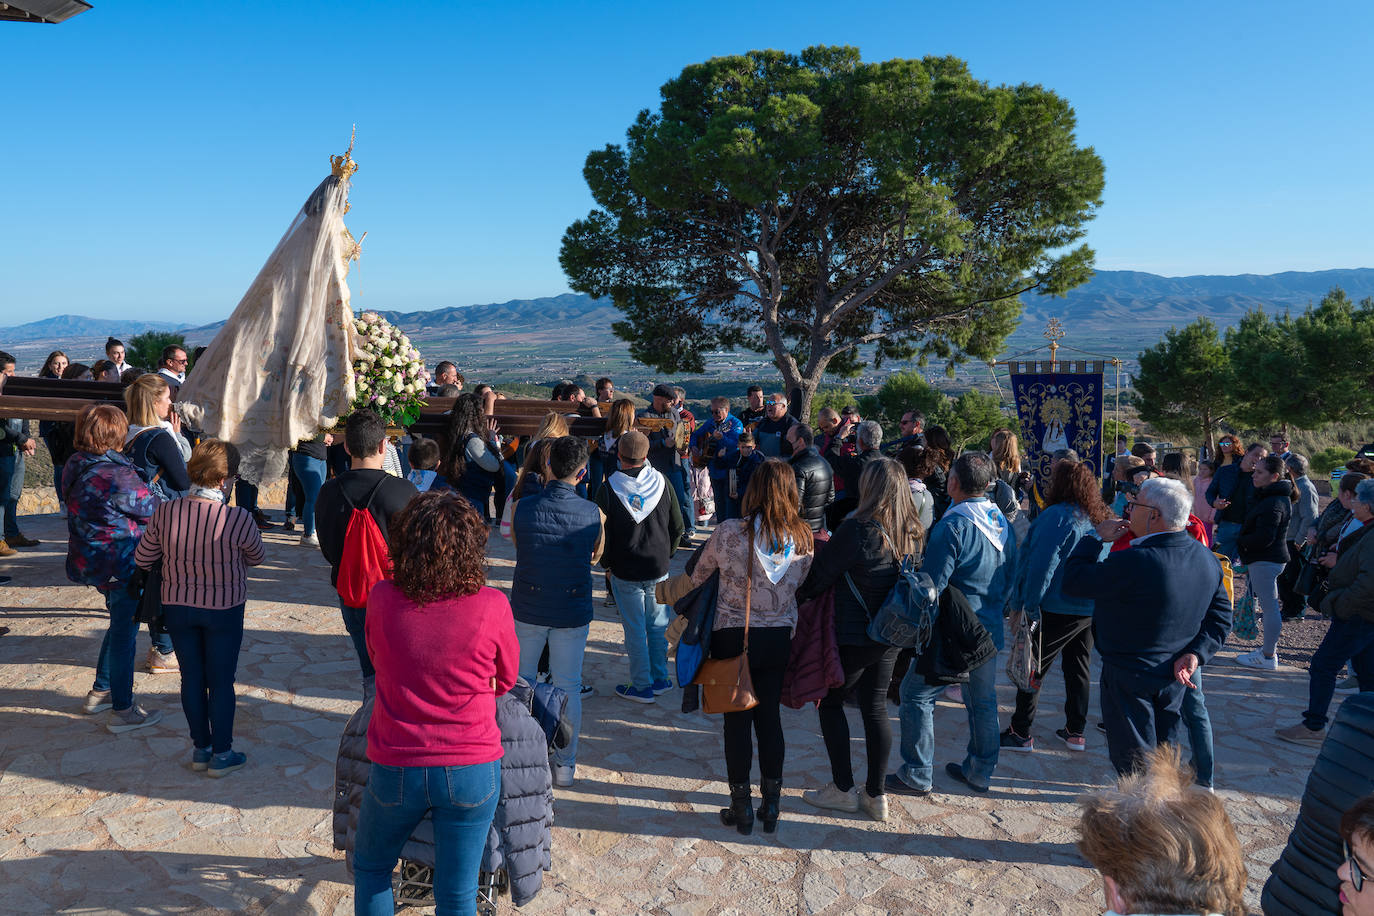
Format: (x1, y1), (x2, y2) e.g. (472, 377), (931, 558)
(63, 450), (156, 590)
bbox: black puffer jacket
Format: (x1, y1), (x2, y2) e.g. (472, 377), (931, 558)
(797, 518), (901, 646)
(1262, 694), (1374, 915)
(334, 680), (555, 906)
(1237, 479), (1293, 565)
(789, 446), (835, 533)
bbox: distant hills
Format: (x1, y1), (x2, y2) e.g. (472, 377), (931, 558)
(4, 268), (1372, 378)
(0, 314), (196, 343)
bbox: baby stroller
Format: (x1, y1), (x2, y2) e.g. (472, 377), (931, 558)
(394, 679), (571, 913)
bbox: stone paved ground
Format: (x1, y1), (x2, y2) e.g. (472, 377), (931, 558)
(0, 509), (1343, 915)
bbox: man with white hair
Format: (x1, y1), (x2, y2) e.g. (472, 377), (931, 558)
(1062, 476), (1233, 776)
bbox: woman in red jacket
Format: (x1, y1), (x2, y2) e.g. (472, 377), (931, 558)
(353, 491), (519, 915)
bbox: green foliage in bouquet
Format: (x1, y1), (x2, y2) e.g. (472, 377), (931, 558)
(351, 312), (430, 427)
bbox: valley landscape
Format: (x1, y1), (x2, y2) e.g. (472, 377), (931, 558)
(4, 269), (1371, 397)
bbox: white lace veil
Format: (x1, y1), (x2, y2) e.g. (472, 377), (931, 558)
(178, 169), (360, 485)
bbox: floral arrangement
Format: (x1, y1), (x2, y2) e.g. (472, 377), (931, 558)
(351, 311), (430, 427)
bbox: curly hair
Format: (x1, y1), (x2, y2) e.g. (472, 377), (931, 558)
(1078, 745), (1245, 916)
(389, 490), (488, 604)
(897, 445), (942, 481)
(1046, 460), (1110, 524)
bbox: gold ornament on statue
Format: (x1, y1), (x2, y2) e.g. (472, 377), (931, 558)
(331, 125), (359, 182)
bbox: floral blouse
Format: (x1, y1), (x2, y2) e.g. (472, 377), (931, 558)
(691, 518), (813, 631)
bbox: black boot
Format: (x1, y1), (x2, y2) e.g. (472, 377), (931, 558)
(719, 782), (754, 835)
(758, 777), (782, 833)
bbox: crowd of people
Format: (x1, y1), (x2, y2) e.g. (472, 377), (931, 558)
(3, 346), (1374, 916)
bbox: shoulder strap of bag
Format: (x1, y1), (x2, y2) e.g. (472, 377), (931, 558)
(340, 475), (388, 514)
(743, 522), (754, 652)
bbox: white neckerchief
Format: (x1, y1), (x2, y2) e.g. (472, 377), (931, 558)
(944, 498), (1010, 553)
(159, 367), (186, 384)
(752, 517), (798, 584)
(608, 465), (665, 523)
(189, 486), (225, 503)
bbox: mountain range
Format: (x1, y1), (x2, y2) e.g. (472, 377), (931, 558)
(4, 268), (1372, 379)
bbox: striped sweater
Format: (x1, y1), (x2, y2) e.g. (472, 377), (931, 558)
(135, 498), (266, 609)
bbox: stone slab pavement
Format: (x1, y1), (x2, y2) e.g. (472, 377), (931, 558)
(0, 509), (1340, 914)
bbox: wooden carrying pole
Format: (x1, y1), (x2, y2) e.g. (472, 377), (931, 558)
(0, 378), (671, 439)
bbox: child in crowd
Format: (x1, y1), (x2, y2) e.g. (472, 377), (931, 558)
(1078, 745), (1245, 916)
(406, 437), (440, 492)
(727, 432), (765, 519)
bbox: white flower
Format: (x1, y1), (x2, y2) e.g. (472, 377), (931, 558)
(376, 395), (387, 406)
(393, 378), (404, 393)
(380, 357), (393, 368)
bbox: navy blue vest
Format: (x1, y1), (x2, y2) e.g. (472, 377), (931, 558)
(510, 481), (601, 627)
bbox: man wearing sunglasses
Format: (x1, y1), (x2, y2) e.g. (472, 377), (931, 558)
(1062, 476), (1233, 777)
(753, 393), (796, 459)
(157, 346), (190, 392)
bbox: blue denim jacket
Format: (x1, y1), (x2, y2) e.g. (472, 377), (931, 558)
(922, 497), (1018, 649)
(1014, 501), (1106, 618)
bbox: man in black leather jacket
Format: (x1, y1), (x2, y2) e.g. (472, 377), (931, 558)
(786, 424), (834, 533)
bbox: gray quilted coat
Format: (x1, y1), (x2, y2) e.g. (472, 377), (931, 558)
(332, 680), (555, 906)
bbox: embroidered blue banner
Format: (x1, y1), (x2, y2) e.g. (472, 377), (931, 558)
(1008, 371), (1105, 488)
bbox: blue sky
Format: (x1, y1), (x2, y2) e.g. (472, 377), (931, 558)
(3, 0), (1371, 324)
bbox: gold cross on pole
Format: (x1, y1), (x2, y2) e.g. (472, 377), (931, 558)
(1044, 318), (1065, 371)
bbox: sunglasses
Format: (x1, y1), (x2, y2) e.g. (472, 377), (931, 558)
(765, 401), (782, 407)
(1346, 840), (1367, 893)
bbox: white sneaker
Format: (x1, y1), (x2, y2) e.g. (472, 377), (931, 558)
(802, 782), (860, 813)
(300, 532), (319, 547)
(858, 789), (889, 822)
(553, 765), (575, 788)
(1235, 650), (1279, 670)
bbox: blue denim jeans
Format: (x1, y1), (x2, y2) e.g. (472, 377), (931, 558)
(163, 603), (245, 754)
(1181, 670), (1214, 787)
(92, 586), (141, 710)
(1304, 615), (1374, 729)
(609, 573), (670, 689)
(353, 759), (500, 916)
(514, 620), (588, 767)
(897, 651), (1001, 791)
(340, 601), (374, 679)
(0, 451), (21, 537)
(1213, 521), (1242, 563)
(289, 452), (327, 537)
(666, 464), (695, 536)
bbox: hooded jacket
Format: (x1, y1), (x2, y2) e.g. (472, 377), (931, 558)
(62, 450), (157, 589)
(594, 464), (682, 581)
(1237, 479), (1294, 565)
(334, 679), (555, 907)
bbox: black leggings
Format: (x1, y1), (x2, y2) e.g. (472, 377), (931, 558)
(818, 643), (899, 797)
(712, 626), (792, 785)
(1010, 611), (1094, 736)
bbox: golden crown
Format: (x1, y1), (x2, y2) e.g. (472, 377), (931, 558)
(330, 126), (359, 181)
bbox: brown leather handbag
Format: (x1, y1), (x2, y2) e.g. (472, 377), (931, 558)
(693, 527), (759, 714)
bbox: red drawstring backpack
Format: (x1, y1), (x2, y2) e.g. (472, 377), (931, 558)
(336, 478), (392, 608)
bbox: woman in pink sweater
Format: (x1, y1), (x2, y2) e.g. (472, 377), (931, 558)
(355, 490), (519, 915)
